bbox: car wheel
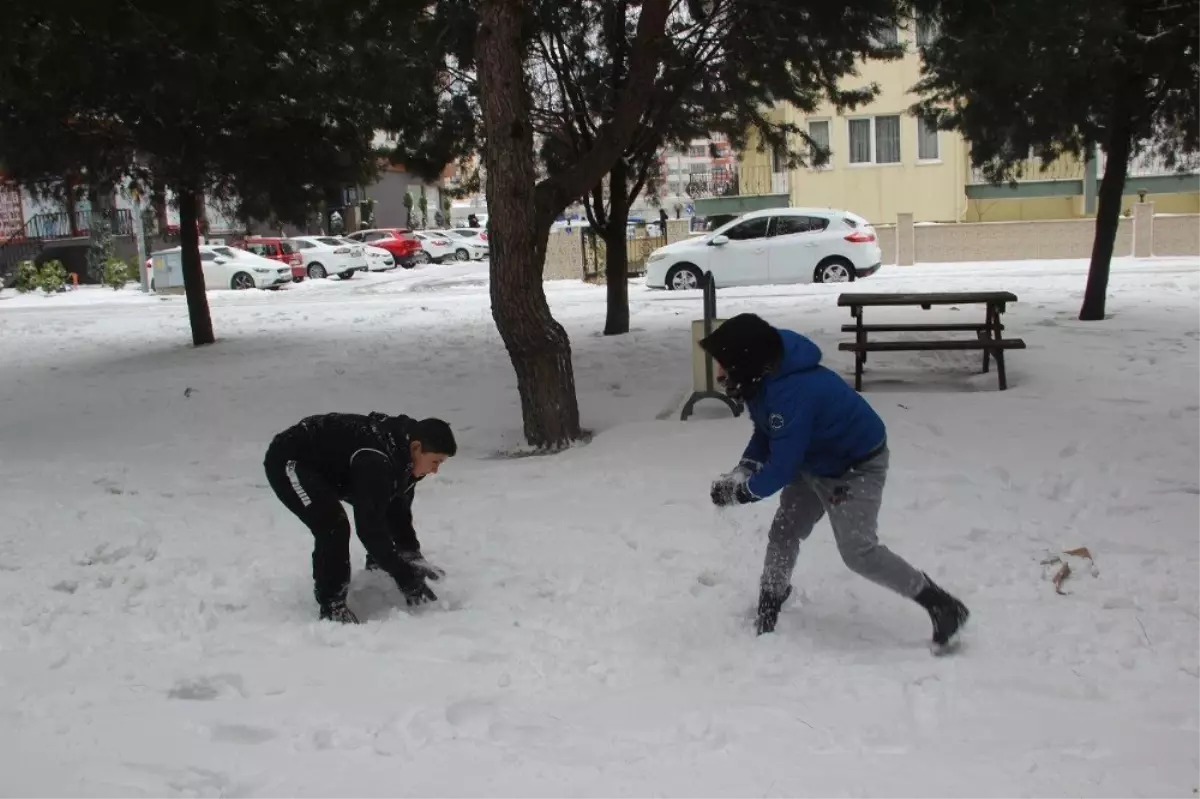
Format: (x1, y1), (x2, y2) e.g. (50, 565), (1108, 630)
(338, 271), (355, 280)
(308, 263), (327, 279)
(455, 248), (470, 261)
(414, 251), (432, 265)
(665, 263), (703, 291)
(814, 257), (855, 284)
(230, 271), (256, 290)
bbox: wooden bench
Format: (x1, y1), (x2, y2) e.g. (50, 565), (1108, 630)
(837, 291), (1026, 391)
(839, 322), (1002, 333)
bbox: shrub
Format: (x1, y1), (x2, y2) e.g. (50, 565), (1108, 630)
(12, 259), (39, 293)
(35, 260), (68, 294)
(103, 257), (131, 290)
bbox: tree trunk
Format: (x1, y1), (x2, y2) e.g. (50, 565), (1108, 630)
(603, 160), (631, 335)
(1080, 88), (1135, 321)
(478, 0), (582, 450)
(178, 189), (215, 346)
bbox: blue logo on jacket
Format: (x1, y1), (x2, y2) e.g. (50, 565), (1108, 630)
(742, 330), (886, 499)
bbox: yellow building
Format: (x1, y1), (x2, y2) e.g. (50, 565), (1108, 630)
(697, 20), (1199, 224)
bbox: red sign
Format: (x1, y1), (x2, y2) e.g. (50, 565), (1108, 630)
(0, 182), (24, 240)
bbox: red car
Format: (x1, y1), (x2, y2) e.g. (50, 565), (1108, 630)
(243, 236), (305, 282)
(345, 228), (426, 267)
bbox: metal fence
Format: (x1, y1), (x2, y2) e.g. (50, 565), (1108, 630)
(580, 228), (667, 282)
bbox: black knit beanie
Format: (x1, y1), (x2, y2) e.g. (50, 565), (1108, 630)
(699, 313), (783, 386)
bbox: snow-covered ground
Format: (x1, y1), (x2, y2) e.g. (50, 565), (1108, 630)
(1, 257), (1197, 797)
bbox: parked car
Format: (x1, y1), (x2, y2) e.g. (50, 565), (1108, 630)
(147, 245), (293, 290)
(430, 229), (489, 261)
(243, 236), (305, 282)
(286, 236), (369, 280)
(449, 227), (489, 245)
(337, 238), (395, 271)
(644, 207), (882, 291)
(344, 228), (424, 268)
(412, 231), (459, 263)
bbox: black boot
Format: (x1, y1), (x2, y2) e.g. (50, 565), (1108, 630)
(364, 554), (380, 571)
(755, 584), (793, 635)
(319, 600), (360, 624)
(913, 573), (968, 653)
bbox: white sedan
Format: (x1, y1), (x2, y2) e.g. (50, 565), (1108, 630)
(148, 245), (293, 290)
(644, 207), (883, 290)
(337, 238), (395, 271)
(428, 229), (488, 261)
(412, 231), (459, 263)
(286, 236), (370, 280)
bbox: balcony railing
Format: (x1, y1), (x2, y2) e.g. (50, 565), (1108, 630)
(657, 164), (790, 199)
(24, 208), (135, 240)
(967, 157), (1085, 185)
(1104, 150), (1200, 178)
(969, 150), (1200, 185)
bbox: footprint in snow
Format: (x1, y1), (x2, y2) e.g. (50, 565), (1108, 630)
(167, 673), (246, 701)
(208, 723), (278, 745)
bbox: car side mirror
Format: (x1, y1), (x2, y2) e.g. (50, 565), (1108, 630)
(214, 257), (228, 265)
(710, 234), (730, 246)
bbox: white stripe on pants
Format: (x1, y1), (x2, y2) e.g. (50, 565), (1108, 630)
(285, 460), (314, 508)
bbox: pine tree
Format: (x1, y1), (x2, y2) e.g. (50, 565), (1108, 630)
(0, 0), (439, 343)
(913, 0), (1199, 320)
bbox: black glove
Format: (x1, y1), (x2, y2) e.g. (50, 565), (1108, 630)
(404, 581), (438, 607)
(755, 584), (792, 635)
(394, 568), (438, 606)
(401, 551), (445, 582)
(710, 476), (757, 507)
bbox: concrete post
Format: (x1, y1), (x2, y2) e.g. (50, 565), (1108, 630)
(665, 218), (691, 244)
(1132, 200), (1154, 258)
(1083, 153), (1099, 216)
(896, 212), (916, 266)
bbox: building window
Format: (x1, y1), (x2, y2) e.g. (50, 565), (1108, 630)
(807, 119), (831, 167)
(771, 143), (788, 173)
(875, 116), (900, 163)
(916, 16), (939, 47)
(688, 145), (707, 158)
(917, 115), (940, 161)
(848, 116), (902, 165)
(873, 26), (899, 46)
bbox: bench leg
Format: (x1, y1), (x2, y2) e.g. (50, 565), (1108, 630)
(979, 329), (991, 373)
(855, 352), (864, 391)
(995, 349), (1008, 390)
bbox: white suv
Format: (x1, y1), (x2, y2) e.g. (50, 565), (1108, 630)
(644, 207), (882, 290)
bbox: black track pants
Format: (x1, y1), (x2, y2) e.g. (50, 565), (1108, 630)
(265, 449), (352, 608)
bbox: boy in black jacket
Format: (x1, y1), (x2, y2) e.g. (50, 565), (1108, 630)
(264, 412), (457, 623)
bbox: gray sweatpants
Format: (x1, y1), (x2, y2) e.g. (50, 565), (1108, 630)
(760, 449), (927, 598)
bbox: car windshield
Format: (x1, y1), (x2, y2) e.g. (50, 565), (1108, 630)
(316, 237), (344, 246)
(279, 242), (296, 254)
(212, 246), (239, 258)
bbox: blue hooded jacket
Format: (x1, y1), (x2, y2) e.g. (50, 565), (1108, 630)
(743, 330), (886, 499)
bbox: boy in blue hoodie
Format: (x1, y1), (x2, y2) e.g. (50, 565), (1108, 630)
(700, 313), (968, 652)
